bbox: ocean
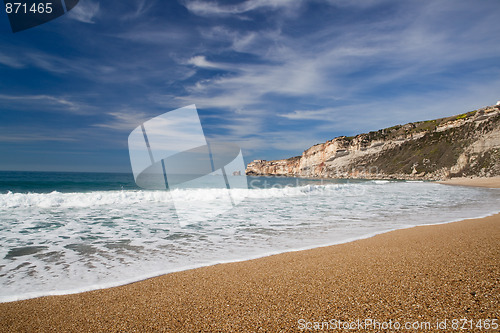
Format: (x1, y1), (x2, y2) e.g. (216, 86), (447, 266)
(0, 171), (499, 302)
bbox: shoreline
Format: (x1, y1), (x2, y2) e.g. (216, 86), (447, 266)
(438, 176), (500, 188)
(1, 178), (497, 304)
(1, 177), (499, 331)
(1, 214), (498, 332)
(3, 209), (499, 305)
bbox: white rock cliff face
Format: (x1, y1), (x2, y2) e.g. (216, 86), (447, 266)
(246, 105), (500, 180)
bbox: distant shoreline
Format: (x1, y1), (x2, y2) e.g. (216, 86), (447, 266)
(438, 176), (500, 188)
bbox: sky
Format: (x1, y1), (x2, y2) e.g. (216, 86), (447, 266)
(0, 0), (499, 172)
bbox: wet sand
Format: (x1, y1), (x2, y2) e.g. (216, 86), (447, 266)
(1, 180), (499, 332)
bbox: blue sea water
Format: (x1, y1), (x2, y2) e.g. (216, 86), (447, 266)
(0, 171), (499, 302)
(0, 171), (139, 193)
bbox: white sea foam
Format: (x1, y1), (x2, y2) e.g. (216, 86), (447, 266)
(0, 184), (366, 208)
(371, 180), (391, 184)
(0, 181), (499, 302)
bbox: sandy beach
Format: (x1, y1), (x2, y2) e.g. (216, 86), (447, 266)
(1, 181), (499, 332)
(438, 176), (500, 188)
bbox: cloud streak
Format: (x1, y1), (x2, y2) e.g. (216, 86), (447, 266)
(93, 110), (152, 131)
(68, 0), (100, 23)
(185, 2), (499, 99)
(0, 94), (87, 113)
(183, 0), (304, 17)
(0, 53), (25, 69)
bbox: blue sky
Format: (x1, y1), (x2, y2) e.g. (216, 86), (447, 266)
(0, 0), (499, 172)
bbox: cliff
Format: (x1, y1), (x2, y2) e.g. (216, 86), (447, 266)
(246, 104), (500, 180)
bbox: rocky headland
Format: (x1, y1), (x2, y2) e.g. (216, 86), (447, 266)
(246, 103), (500, 180)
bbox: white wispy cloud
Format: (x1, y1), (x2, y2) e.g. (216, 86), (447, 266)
(278, 108), (337, 120)
(122, 0), (155, 20)
(181, 0), (500, 111)
(0, 94), (84, 113)
(0, 47), (113, 78)
(93, 110), (151, 131)
(0, 132), (79, 143)
(0, 44), (176, 85)
(187, 56), (221, 69)
(116, 29), (190, 44)
(309, 79), (500, 137)
(0, 53), (25, 69)
(68, 0), (100, 23)
(183, 0), (303, 17)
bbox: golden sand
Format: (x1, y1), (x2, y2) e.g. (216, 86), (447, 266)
(1, 178), (499, 332)
(438, 176), (500, 188)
